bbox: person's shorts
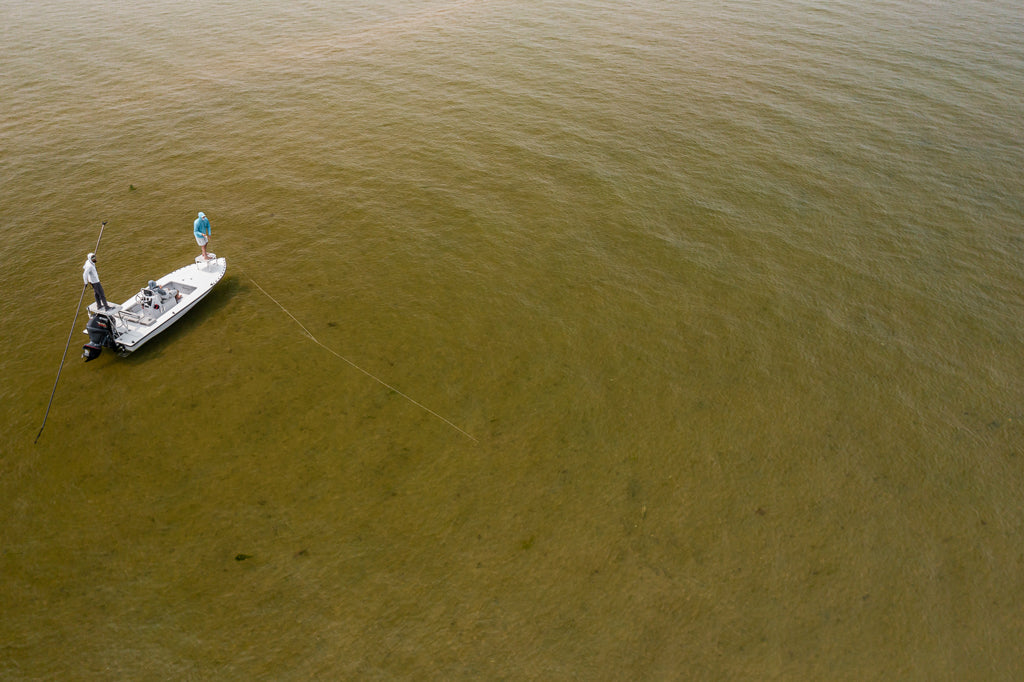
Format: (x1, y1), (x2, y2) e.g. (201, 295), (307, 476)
(195, 234), (209, 246)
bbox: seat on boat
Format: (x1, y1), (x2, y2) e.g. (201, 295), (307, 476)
(136, 288), (163, 319)
(147, 280), (180, 307)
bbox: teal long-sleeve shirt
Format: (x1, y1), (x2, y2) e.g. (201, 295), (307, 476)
(194, 214), (210, 238)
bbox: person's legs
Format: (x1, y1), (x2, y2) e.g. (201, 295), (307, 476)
(93, 281), (110, 308)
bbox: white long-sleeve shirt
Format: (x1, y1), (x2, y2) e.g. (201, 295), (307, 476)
(83, 259), (99, 284)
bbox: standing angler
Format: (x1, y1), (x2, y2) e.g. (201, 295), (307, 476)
(82, 252), (111, 310)
(194, 211), (212, 260)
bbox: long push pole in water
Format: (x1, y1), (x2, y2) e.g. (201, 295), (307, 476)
(34, 221), (107, 444)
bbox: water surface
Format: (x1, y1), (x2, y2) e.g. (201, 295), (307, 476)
(2, 0), (1023, 677)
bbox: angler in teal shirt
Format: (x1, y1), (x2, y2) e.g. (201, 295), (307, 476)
(194, 211), (212, 260)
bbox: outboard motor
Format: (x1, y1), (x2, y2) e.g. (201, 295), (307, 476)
(82, 313), (116, 362)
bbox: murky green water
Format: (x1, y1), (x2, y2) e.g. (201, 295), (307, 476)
(3, 0), (1023, 677)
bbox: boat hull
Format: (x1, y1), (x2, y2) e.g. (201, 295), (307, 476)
(86, 255), (226, 355)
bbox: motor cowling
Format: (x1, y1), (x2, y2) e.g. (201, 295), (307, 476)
(82, 313), (116, 362)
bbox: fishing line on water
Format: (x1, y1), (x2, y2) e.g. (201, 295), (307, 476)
(240, 269), (478, 443)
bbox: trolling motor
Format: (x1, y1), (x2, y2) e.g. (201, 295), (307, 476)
(82, 312), (117, 361)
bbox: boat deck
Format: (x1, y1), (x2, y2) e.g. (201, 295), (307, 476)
(87, 255), (226, 352)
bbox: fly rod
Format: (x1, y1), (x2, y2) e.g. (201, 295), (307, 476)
(35, 221), (107, 444)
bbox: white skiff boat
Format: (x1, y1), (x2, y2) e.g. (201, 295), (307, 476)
(82, 254), (227, 361)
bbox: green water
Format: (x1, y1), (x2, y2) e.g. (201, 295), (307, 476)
(3, 0), (1023, 677)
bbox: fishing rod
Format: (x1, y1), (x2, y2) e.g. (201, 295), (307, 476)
(34, 220), (107, 444)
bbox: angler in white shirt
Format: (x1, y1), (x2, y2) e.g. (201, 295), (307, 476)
(82, 252), (111, 310)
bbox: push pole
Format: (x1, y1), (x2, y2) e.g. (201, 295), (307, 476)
(34, 221), (107, 444)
